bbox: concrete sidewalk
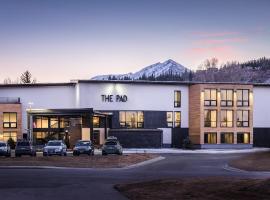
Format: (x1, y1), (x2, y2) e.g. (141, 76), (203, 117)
(120, 147), (270, 154)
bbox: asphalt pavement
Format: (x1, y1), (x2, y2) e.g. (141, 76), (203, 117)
(0, 153), (269, 200)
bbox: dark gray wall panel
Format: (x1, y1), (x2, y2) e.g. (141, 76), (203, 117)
(253, 128), (270, 147)
(171, 128), (189, 148)
(108, 129), (162, 148)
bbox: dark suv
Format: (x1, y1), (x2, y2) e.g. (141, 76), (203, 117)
(73, 140), (94, 156)
(15, 141), (36, 157)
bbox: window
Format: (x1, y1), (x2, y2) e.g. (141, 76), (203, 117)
(60, 118), (69, 128)
(174, 91), (181, 107)
(221, 132), (234, 144)
(166, 112), (173, 127)
(237, 89), (249, 107)
(34, 117), (49, 128)
(0, 132), (17, 142)
(204, 89), (217, 106)
(93, 117), (100, 128)
(221, 89), (233, 107)
(119, 111), (144, 128)
(174, 111), (181, 127)
(220, 110), (233, 127)
(50, 118), (59, 128)
(3, 112), (17, 128)
(237, 132), (250, 144)
(35, 132), (47, 139)
(204, 132), (217, 144)
(237, 110), (249, 127)
(204, 110), (217, 127)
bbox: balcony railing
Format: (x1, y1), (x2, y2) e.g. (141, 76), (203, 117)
(0, 97), (20, 104)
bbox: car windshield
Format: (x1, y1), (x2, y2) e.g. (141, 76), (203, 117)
(76, 141), (90, 146)
(17, 142), (30, 146)
(0, 143), (6, 147)
(105, 141), (117, 146)
(47, 142), (61, 146)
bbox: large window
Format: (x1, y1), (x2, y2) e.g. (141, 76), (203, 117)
(237, 132), (250, 144)
(221, 132), (234, 144)
(93, 117), (100, 128)
(34, 117), (49, 128)
(204, 132), (217, 144)
(220, 110), (233, 127)
(50, 118), (59, 128)
(237, 89), (249, 107)
(204, 110), (217, 127)
(204, 89), (217, 106)
(174, 111), (181, 127)
(119, 111), (144, 128)
(237, 110), (249, 127)
(221, 89), (233, 107)
(174, 91), (181, 107)
(3, 112), (17, 128)
(0, 131), (17, 142)
(166, 112), (173, 127)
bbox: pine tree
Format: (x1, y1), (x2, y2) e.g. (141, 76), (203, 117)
(20, 70), (36, 84)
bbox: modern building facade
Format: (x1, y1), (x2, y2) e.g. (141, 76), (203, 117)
(0, 80), (269, 148)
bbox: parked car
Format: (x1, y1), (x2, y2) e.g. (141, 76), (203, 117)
(102, 139), (123, 155)
(15, 140), (36, 157)
(73, 140), (94, 156)
(0, 141), (11, 157)
(43, 140), (67, 156)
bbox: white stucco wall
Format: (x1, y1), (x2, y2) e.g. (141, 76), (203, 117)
(158, 128), (172, 144)
(0, 85), (75, 131)
(253, 86), (270, 127)
(77, 82), (189, 127)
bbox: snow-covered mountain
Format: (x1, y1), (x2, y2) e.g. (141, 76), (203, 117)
(91, 59), (190, 80)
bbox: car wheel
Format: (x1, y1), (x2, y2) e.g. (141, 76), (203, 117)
(15, 154), (20, 157)
(43, 153), (47, 157)
(5, 153), (11, 157)
(64, 152), (67, 156)
(102, 151), (107, 156)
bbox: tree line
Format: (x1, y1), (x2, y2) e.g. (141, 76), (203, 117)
(3, 70), (37, 84)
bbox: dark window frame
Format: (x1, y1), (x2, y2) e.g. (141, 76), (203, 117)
(166, 111), (173, 128)
(204, 110), (217, 127)
(237, 89), (250, 107)
(220, 89), (234, 107)
(220, 132), (234, 144)
(220, 110), (233, 127)
(237, 110), (249, 127)
(204, 132), (217, 144)
(174, 90), (181, 108)
(204, 89), (217, 106)
(3, 112), (17, 128)
(119, 111), (144, 128)
(174, 111), (181, 128)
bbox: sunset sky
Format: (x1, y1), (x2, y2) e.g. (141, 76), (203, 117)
(0, 0), (270, 82)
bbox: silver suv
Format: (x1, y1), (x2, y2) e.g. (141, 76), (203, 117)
(0, 141), (11, 157)
(43, 140), (67, 156)
(102, 138), (123, 155)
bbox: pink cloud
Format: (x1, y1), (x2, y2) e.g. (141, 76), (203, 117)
(191, 31), (240, 37)
(194, 37), (248, 45)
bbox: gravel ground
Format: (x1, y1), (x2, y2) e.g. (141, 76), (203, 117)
(115, 177), (270, 200)
(0, 153), (157, 168)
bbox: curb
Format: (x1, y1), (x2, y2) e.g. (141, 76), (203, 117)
(223, 164), (270, 176)
(0, 156), (165, 171)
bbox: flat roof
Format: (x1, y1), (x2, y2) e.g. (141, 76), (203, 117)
(0, 80), (269, 87)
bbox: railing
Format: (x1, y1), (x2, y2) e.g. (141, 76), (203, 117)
(0, 97), (20, 104)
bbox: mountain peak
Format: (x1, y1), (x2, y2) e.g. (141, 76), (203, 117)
(91, 59), (190, 80)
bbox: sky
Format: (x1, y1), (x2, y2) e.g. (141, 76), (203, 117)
(0, 0), (270, 82)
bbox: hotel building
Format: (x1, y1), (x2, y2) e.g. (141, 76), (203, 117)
(0, 80), (269, 148)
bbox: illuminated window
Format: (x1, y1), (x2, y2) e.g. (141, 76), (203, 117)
(204, 89), (217, 106)
(174, 91), (181, 107)
(60, 118), (69, 128)
(237, 110), (249, 127)
(34, 117), (49, 128)
(221, 132), (234, 144)
(119, 111), (144, 128)
(220, 110), (233, 127)
(237, 89), (249, 107)
(174, 111), (181, 127)
(204, 110), (217, 127)
(0, 132), (17, 142)
(237, 132), (250, 144)
(204, 132), (217, 144)
(166, 112), (173, 127)
(50, 118), (59, 128)
(221, 89), (233, 107)
(93, 117), (100, 128)
(3, 112), (17, 128)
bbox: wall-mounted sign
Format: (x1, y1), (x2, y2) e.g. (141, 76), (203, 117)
(101, 95), (128, 102)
